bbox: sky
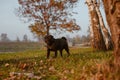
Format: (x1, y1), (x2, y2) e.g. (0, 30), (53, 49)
(0, 0), (105, 41)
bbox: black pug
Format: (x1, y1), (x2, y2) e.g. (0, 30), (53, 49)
(44, 35), (70, 58)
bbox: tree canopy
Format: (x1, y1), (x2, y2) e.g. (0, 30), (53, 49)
(16, 0), (80, 36)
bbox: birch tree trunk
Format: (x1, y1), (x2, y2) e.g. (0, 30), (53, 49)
(86, 0), (94, 48)
(86, 0), (106, 50)
(102, 0), (120, 66)
(93, 0), (113, 50)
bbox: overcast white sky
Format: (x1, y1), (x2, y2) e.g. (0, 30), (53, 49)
(0, 0), (106, 41)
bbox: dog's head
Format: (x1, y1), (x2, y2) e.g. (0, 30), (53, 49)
(44, 35), (55, 45)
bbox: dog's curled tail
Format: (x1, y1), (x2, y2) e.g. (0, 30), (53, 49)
(61, 37), (67, 41)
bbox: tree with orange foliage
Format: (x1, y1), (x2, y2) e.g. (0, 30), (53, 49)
(16, 0), (80, 36)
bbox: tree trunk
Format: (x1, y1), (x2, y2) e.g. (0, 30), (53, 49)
(92, 9), (106, 50)
(102, 0), (120, 65)
(93, 0), (113, 50)
(47, 26), (50, 36)
(86, 0), (94, 48)
(86, 0), (106, 50)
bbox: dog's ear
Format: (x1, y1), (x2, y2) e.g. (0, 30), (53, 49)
(49, 35), (54, 39)
(44, 35), (54, 40)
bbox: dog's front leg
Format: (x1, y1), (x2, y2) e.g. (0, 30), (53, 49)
(53, 50), (57, 58)
(47, 49), (50, 58)
(59, 50), (63, 57)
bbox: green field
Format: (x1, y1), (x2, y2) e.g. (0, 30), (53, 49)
(0, 42), (43, 52)
(0, 48), (115, 80)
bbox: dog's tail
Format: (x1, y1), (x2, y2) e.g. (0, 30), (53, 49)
(61, 37), (67, 41)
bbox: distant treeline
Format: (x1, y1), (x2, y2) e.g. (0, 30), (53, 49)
(0, 33), (35, 42)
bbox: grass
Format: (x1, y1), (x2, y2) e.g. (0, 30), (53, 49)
(0, 48), (113, 80)
(0, 42), (42, 52)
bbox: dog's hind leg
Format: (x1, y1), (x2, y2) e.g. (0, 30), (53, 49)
(65, 47), (70, 57)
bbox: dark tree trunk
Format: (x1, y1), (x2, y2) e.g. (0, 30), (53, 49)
(47, 26), (50, 36)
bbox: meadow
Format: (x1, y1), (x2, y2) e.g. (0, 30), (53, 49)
(0, 46), (115, 80)
(0, 42), (42, 52)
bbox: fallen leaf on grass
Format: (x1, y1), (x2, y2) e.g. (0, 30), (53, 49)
(24, 72), (34, 78)
(49, 66), (56, 72)
(0, 72), (3, 76)
(70, 69), (74, 74)
(5, 63), (9, 67)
